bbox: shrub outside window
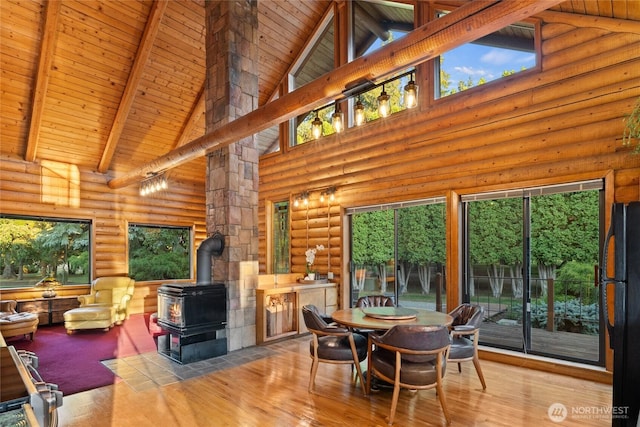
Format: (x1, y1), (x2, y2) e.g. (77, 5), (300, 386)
(128, 224), (192, 281)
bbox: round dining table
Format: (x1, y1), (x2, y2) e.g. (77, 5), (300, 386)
(331, 306), (453, 330)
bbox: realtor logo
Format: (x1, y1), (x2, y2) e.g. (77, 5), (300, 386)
(548, 403), (568, 423)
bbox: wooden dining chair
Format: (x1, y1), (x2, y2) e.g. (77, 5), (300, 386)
(367, 325), (452, 425)
(355, 295), (394, 308)
(353, 295), (395, 339)
(301, 305), (368, 393)
(447, 303), (487, 390)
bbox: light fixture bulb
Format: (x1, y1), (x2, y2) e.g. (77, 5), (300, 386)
(378, 86), (390, 118)
(311, 114), (323, 139)
(332, 106), (344, 133)
(404, 78), (418, 109)
(354, 99), (365, 126)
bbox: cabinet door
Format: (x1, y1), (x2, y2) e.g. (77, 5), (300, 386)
(297, 289), (326, 333)
(17, 300), (50, 326)
(325, 287), (338, 315)
(51, 298), (79, 324)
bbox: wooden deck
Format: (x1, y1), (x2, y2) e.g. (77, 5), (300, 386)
(480, 321), (601, 363)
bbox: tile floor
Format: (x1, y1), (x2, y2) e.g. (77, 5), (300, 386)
(100, 339), (287, 392)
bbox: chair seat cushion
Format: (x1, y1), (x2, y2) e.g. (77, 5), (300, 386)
(449, 336), (474, 359)
(64, 306), (113, 322)
(372, 350), (442, 385)
(310, 334), (368, 362)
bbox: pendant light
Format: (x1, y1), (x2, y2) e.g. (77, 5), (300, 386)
(354, 97), (365, 126)
(404, 72), (418, 109)
(331, 102), (344, 133)
(377, 84), (390, 118)
(311, 113), (323, 139)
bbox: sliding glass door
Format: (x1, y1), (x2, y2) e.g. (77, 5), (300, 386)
(348, 198), (447, 312)
(463, 181), (603, 364)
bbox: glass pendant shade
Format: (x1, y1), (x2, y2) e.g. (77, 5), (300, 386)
(404, 79), (418, 109)
(332, 106), (344, 133)
(311, 114), (323, 139)
(354, 99), (365, 126)
(378, 86), (390, 118)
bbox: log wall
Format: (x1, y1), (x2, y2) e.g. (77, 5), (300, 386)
(0, 156), (207, 314)
(258, 14), (640, 314)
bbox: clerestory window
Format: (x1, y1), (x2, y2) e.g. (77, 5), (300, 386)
(435, 9), (538, 99)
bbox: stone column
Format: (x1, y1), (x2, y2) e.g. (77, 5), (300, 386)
(205, 0), (259, 351)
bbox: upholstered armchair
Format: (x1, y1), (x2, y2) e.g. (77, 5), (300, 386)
(367, 325), (452, 425)
(78, 276), (135, 324)
(0, 300), (39, 340)
(448, 303), (487, 390)
(353, 295), (395, 338)
(355, 295), (394, 308)
(64, 276), (135, 333)
(302, 305), (368, 394)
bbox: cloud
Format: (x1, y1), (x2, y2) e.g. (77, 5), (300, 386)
(454, 66), (488, 77)
(480, 49), (513, 66)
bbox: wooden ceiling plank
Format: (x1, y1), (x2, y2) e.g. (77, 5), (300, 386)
(97, 0), (169, 173)
(24, 0), (62, 163)
(108, 0), (566, 189)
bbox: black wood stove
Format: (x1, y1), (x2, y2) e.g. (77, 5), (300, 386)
(157, 232), (227, 364)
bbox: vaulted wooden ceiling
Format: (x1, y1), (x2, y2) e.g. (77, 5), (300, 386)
(2, 0), (639, 186)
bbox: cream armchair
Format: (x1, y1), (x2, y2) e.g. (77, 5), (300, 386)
(78, 276), (135, 324)
(63, 276), (135, 333)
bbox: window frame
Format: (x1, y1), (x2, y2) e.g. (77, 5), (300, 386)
(0, 214), (93, 290)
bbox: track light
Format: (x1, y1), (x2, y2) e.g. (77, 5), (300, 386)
(320, 186), (336, 203)
(140, 172), (168, 196)
(378, 84), (390, 118)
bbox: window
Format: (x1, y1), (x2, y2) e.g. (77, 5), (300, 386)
(435, 10), (537, 99)
(348, 197), (446, 310)
(128, 224), (192, 281)
(272, 201), (291, 273)
(290, 13), (335, 146)
(462, 180), (603, 365)
(347, 1), (415, 127)
(290, 1), (416, 145)
(0, 215), (91, 289)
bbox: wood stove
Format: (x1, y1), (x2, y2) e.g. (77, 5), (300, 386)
(156, 232), (227, 364)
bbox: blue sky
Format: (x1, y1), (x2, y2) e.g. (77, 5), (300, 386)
(444, 43), (537, 85)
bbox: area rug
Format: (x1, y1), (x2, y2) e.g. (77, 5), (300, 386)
(6, 313), (157, 396)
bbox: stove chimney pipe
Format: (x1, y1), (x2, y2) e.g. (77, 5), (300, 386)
(196, 231), (224, 285)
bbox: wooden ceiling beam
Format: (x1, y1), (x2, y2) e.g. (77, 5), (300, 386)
(108, 0), (566, 189)
(97, 0), (168, 173)
(24, 0), (62, 163)
(173, 83), (205, 149)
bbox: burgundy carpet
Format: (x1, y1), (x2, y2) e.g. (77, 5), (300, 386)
(6, 313), (158, 396)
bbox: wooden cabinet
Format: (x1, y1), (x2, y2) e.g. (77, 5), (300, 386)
(16, 297), (79, 326)
(256, 282), (338, 344)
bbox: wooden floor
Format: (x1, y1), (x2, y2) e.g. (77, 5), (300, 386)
(55, 335), (614, 426)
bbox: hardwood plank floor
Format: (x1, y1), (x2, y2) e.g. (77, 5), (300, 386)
(57, 336), (612, 426)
